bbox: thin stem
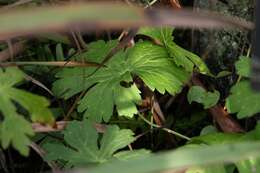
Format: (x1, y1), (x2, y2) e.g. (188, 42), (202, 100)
(0, 61), (99, 67)
(246, 44), (251, 58)
(138, 113), (191, 141)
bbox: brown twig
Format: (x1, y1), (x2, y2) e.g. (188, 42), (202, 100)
(0, 3), (254, 40)
(169, 0), (181, 9)
(0, 41), (26, 62)
(32, 121), (107, 133)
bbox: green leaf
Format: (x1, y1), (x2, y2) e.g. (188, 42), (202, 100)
(190, 123), (260, 145)
(0, 67), (54, 155)
(0, 115), (34, 156)
(138, 27), (211, 75)
(0, 67), (54, 124)
(54, 40), (189, 122)
(188, 86), (220, 109)
(77, 50), (141, 122)
(6, 89), (54, 124)
(215, 71), (232, 78)
(114, 84), (142, 118)
(73, 40), (118, 62)
(52, 40), (118, 99)
(167, 42), (194, 72)
(167, 42), (211, 75)
(235, 56), (250, 77)
(54, 41), (141, 122)
(138, 27), (174, 44)
(225, 81), (260, 119)
(189, 133), (242, 145)
(99, 125), (135, 160)
(44, 119), (143, 166)
(78, 81), (115, 122)
(89, 141), (260, 173)
(52, 68), (95, 99)
(128, 41), (190, 95)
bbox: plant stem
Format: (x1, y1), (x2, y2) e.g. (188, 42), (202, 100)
(138, 113), (191, 141)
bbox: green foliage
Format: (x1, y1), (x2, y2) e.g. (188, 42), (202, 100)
(127, 41), (189, 94)
(0, 1), (259, 172)
(188, 86), (220, 109)
(225, 81), (260, 119)
(0, 67), (54, 155)
(54, 27), (207, 122)
(53, 27), (210, 122)
(44, 119), (149, 167)
(138, 27), (211, 75)
(0, 114), (34, 156)
(138, 27), (174, 44)
(235, 56), (250, 77)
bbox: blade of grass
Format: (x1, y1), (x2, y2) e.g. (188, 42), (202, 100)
(88, 141), (260, 173)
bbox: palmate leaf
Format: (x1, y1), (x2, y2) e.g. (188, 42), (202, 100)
(44, 119), (149, 167)
(53, 39), (190, 122)
(0, 115), (34, 156)
(138, 27), (210, 75)
(0, 67), (54, 155)
(0, 67), (54, 124)
(77, 50), (142, 122)
(52, 40), (118, 99)
(225, 81), (260, 119)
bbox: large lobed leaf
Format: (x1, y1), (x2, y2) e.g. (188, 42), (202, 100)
(0, 67), (54, 155)
(138, 27), (210, 75)
(44, 119), (149, 167)
(53, 37), (190, 122)
(53, 27), (210, 122)
(225, 81), (260, 119)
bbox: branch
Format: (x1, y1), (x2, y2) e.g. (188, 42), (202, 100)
(32, 121), (107, 133)
(0, 41), (26, 62)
